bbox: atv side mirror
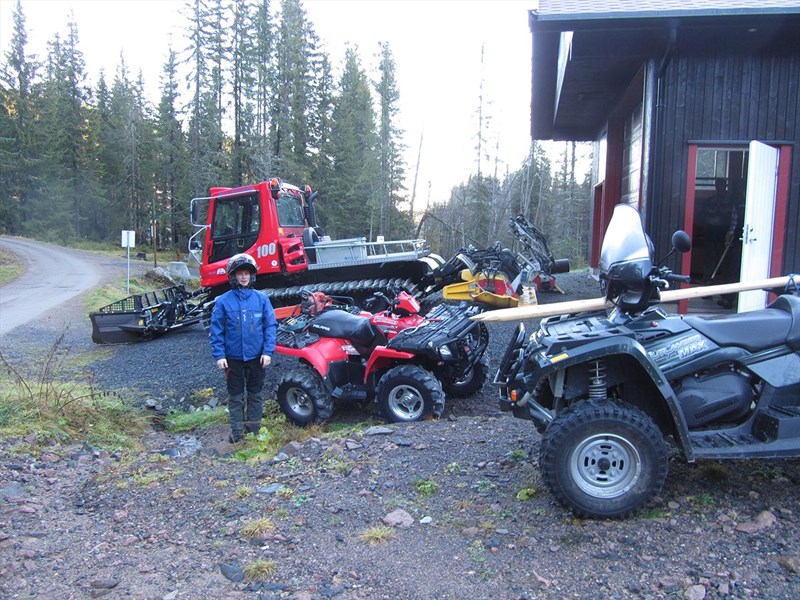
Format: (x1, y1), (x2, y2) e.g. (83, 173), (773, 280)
(672, 230), (691, 254)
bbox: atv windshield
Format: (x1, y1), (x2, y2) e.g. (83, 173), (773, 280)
(599, 203), (653, 302)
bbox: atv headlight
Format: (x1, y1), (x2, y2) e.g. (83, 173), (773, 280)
(438, 344), (453, 359)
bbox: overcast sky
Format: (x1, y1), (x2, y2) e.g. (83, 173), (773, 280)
(0, 0), (552, 207)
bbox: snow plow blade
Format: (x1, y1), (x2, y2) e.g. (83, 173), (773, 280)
(90, 285), (206, 344)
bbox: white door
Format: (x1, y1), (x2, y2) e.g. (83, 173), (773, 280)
(738, 141), (778, 312)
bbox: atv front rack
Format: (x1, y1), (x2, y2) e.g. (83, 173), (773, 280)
(387, 303), (487, 354)
(90, 285), (207, 344)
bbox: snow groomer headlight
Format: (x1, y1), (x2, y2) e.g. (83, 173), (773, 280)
(438, 344), (453, 359)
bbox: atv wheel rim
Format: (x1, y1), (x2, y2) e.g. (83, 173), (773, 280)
(569, 433), (641, 499)
(286, 387), (314, 418)
(453, 366), (473, 386)
(387, 384), (425, 420)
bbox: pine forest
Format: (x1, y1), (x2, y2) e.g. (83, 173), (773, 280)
(0, 0), (591, 267)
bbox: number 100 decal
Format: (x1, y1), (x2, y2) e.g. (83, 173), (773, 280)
(256, 243), (276, 258)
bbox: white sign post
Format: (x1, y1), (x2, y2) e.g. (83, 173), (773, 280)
(121, 230), (136, 294)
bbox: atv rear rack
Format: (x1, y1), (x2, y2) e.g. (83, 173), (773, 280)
(90, 285), (207, 344)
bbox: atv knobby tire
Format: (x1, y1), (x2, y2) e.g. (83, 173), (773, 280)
(277, 367), (333, 426)
(443, 355), (489, 398)
(376, 364), (445, 423)
(539, 400), (668, 519)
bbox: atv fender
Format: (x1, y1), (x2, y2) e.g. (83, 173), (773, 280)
(364, 347), (416, 382)
(532, 336), (695, 461)
(275, 337), (349, 377)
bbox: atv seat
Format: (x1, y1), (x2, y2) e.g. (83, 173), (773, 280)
(684, 294), (800, 352)
(771, 294), (800, 351)
(308, 310), (387, 355)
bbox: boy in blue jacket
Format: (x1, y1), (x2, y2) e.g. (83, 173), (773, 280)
(209, 253), (278, 443)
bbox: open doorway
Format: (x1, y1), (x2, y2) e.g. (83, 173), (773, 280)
(687, 147), (748, 312)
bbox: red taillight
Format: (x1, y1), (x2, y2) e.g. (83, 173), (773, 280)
(510, 389), (519, 402)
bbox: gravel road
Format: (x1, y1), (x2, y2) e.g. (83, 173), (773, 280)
(0, 236), (106, 336)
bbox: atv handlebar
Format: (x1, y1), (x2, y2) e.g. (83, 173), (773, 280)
(665, 273), (691, 284)
(650, 271), (690, 290)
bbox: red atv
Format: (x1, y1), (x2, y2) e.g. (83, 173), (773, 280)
(274, 290), (489, 425)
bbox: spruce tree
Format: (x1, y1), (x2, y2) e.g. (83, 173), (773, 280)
(374, 42), (407, 239)
(0, 0), (40, 233)
(324, 48), (379, 239)
(272, 0), (316, 181)
(155, 48), (190, 249)
(38, 19), (100, 242)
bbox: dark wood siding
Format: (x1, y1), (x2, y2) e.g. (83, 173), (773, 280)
(650, 53), (800, 273)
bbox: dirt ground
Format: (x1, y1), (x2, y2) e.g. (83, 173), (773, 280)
(2, 260), (800, 599)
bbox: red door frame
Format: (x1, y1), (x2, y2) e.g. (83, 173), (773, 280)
(679, 143), (791, 313)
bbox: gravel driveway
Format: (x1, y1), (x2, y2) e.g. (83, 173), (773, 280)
(2, 247), (800, 599)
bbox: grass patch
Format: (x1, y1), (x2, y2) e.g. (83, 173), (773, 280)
(229, 407), (329, 462)
(467, 540), (486, 563)
(130, 467), (180, 487)
(241, 517), (276, 539)
(471, 480), (496, 493)
(505, 448), (527, 463)
(244, 559), (277, 582)
(515, 486), (537, 501)
(688, 494), (717, 510)
(359, 525), (395, 545)
(84, 277), (153, 313)
(0, 334), (147, 451)
(639, 508), (671, 519)
(235, 485), (253, 497)
(0, 246), (24, 285)
(444, 461), (462, 474)
(414, 479), (439, 498)
(163, 407), (228, 432)
(752, 465), (785, 481)
(163, 403), (367, 463)
(321, 454), (355, 475)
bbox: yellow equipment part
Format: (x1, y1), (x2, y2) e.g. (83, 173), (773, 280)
(442, 269), (519, 308)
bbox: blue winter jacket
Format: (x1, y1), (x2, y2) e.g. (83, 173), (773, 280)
(209, 288), (277, 361)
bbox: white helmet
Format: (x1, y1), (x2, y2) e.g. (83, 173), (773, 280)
(226, 253), (257, 289)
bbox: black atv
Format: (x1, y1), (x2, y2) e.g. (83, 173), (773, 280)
(495, 203), (800, 519)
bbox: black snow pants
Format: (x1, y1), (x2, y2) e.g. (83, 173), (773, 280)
(226, 358), (265, 439)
